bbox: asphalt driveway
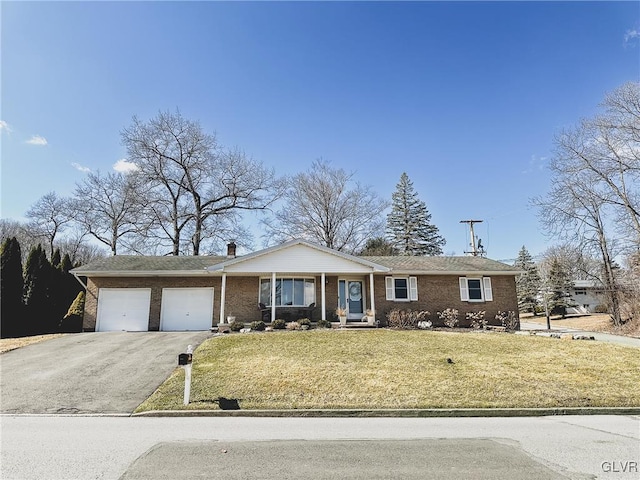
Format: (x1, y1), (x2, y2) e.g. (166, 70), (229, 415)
(0, 332), (211, 414)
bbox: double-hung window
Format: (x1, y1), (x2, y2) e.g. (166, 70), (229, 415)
(259, 277), (315, 307)
(459, 277), (493, 302)
(385, 277), (418, 301)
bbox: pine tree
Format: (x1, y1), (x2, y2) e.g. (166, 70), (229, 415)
(58, 253), (83, 327)
(358, 237), (398, 256)
(1, 237), (24, 337)
(23, 245), (53, 334)
(51, 248), (61, 268)
(59, 291), (85, 333)
(514, 246), (541, 315)
(547, 258), (574, 318)
(386, 173), (445, 256)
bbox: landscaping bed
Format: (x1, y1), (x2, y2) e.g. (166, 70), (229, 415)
(135, 329), (640, 412)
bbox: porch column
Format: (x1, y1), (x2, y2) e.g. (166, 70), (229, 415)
(220, 273), (227, 324)
(369, 273), (375, 316)
(321, 272), (326, 321)
(271, 272), (277, 322)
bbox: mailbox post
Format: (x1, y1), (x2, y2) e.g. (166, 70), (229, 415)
(178, 345), (193, 405)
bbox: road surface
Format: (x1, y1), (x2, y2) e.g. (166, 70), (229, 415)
(1, 415), (638, 479)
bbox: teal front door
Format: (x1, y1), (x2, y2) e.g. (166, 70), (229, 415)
(347, 280), (364, 319)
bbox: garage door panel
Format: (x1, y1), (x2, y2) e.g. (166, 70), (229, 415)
(97, 289), (151, 332)
(160, 288), (214, 331)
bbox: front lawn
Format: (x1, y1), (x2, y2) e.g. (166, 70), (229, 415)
(135, 330), (640, 412)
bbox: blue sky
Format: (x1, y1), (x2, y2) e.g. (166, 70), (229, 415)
(1, 1), (638, 261)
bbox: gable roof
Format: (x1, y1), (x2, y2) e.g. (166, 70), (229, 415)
(71, 240), (520, 277)
(363, 255), (521, 275)
(206, 239), (389, 273)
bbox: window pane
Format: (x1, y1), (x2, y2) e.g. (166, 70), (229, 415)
(282, 279), (293, 305)
(275, 279), (282, 306)
(468, 279), (482, 300)
(260, 279), (271, 306)
(304, 279), (315, 305)
(394, 278), (408, 299)
(294, 279), (305, 306)
(338, 280), (347, 309)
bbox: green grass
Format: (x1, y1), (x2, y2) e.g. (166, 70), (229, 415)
(135, 330), (640, 412)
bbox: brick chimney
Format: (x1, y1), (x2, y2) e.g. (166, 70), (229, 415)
(227, 242), (237, 258)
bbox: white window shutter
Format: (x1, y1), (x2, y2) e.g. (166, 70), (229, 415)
(409, 277), (418, 301)
(459, 277), (469, 301)
(483, 277), (493, 301)
(385, 277), (394, 300)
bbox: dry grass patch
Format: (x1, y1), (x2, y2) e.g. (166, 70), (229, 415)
(0, 334), (65, 353)
(135, 330), (640, 412)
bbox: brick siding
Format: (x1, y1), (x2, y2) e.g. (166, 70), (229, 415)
(374, 275), (519, 326)
(83, 273), (518, 331)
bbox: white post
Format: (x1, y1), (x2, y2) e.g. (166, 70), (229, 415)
(219, 273), (227, 324)
(183, 345), (193, 406)
(369, 273), (375, 316)
(271, 272), (277, 322)
(321, 272), (326, 321)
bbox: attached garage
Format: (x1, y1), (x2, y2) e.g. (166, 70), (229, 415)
(96, 288), (151, 332)
(160, 287), (214, 331)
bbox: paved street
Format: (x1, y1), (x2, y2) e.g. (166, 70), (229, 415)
(1, 415), (638, 479)
(0, 332), (210, 414)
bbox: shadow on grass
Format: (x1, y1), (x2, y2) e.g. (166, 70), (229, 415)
(196, 397), (241, 410)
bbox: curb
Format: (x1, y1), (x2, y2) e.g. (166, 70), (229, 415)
(132, 407), (640, 418)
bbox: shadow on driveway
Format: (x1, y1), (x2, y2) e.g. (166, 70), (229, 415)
(0, 332), (211, 414)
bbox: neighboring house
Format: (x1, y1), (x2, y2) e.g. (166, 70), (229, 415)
(71, 239), (521, 332)
(567, 280), (605, 314)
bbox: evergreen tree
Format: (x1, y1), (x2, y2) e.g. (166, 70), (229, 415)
(547, 258), (574, 318)
(51, 248), (61, 268)
(386, 173), (445, 255)
(514, 246), (541, 315)
(358, 237), (399, 256)
(23, 245), (53, 334)
(1, 237), (24, 337)
(59, 291), (85, 333)
(58, 253), (83, 326)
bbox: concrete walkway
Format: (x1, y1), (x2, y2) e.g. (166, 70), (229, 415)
(519, 322), (640, 348)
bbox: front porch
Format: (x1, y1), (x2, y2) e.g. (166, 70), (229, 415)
(208, 240), (391, 327)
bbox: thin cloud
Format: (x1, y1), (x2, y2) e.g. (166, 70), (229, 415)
(113, 159), (139, 173)
(624, 28), (639, 46)
(522, 155), (547, 174)
(71, 162), (91, 173)
(26, 135), (48, 146)
(0, 120), (12, 133)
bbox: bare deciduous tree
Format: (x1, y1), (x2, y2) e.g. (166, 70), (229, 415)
(534, 83), (640, 326)
(71, 171), (143, 255)
(552, 82), (640, 248)
(262, 159), (389, 254)
(121, 110), (283, 255)
(25, 191), (73, 259)
(534, 158), (623, 325)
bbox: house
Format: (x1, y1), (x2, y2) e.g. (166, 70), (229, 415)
(567, 280), (605, 314)
(71, 239), (522, 332)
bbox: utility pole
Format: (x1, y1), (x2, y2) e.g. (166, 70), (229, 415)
(460, 220), (484, 256)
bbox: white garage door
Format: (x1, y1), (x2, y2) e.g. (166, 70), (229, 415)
(97, 288), (151, 332)
(160, 288), (214, 331)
